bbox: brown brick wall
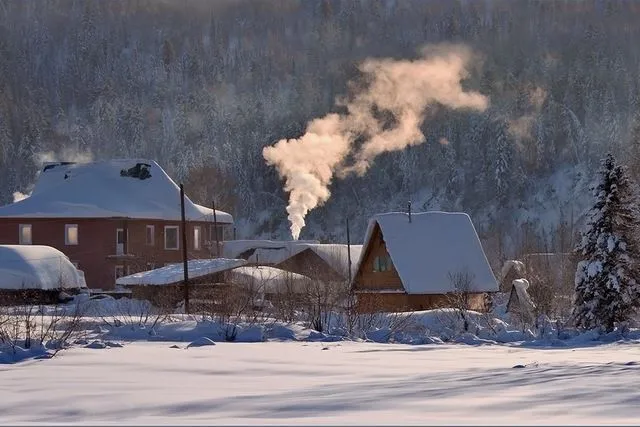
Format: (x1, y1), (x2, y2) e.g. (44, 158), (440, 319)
(0, 218), (226, 289)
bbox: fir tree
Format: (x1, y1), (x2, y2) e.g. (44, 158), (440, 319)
(573, 153), (640, 332)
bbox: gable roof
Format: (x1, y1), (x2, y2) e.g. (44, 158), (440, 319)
(222, 240), (363, 279)
(0, 159), (233, 223)
(222, 240), (320, 264)
(278, 243), (363, 279)
(357, 211), (498, 294)
(226, 265), (311, 293)
(0, 245), (87, 290)
(116, 258), (247, 286)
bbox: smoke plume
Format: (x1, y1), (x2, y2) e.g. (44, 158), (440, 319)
(264, 44), (489, 239)
(12, 148), (94, 203)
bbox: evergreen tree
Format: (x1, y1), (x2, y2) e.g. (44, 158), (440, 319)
(573, 153), (640, 332)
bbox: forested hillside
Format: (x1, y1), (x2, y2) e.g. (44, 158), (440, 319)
(1, 0), (639, 268)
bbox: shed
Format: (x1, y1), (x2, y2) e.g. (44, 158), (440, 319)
(0, 245), (87, 304)
(115, 258), (247, 308)
(275, 243), (363, 282)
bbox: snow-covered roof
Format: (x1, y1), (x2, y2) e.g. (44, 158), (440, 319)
(0, 245), (87, 290)
(277, 243), (364, 279)
(222, 240), (320, 264)
(0, 159), (233, 223)
(359, 212), (499, 294)
(226, 266), (311, 294)
(116, 258), (247, 286)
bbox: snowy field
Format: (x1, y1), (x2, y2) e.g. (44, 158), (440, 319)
(2, 340), (640, 425)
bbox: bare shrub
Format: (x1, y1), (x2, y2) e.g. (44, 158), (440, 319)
(298, 277), (349, 333)
(445, 269), (476, 332)
(96, 285), (181, 333)
(196, 272), (273, 341)
(0, 289), (86, 359)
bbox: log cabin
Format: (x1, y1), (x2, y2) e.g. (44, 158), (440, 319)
(352, 211), (499, 313)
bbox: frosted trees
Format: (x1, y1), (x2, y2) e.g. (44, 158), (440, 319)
(573, 153), (640, 332)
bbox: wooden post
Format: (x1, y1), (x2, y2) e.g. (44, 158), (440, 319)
(180, 184), (190, 314)
(346, 217), (352, 285)
(408, 200), (412, 223)
(123, 218), (129, 276)
(212, 200), (220, 257)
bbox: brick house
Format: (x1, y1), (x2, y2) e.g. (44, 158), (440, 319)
(0, 159), (233, 289)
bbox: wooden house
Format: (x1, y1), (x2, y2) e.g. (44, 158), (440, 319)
(275, 244), (362, 282)
(223, 240), (362, 282)
(0, 160), (233, 290)
(222, 240), (319, 265)
(352, 211), (499, 313)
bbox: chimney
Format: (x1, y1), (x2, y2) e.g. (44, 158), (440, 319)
(408, 200), (412, 223)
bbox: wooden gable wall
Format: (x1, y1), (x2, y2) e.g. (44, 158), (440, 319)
(276, 248), (345, 282)
(352, 223), (404, 291)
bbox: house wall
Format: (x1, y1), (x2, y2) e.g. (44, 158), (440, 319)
(0, 218), (228, 289)
(352, 224), (404, 291)
(355, 292), (488, 313)
(276, 249), (345, 282)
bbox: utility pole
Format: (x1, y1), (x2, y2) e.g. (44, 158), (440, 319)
(212, 199), (220, 257)
(180, 184), (190, 314)
(346, 217), (352, 284)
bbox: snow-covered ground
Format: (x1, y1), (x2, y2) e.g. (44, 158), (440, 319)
(2, 340), (640, 424)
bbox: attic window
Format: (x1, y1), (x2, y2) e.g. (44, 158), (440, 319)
(120, 163), (152, 180)
(373, 255), (392, 272)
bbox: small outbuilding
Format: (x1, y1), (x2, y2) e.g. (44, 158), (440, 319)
(352, 211), (499, 313)
(115, 258), (247, 309)
(275, 243), (363, 282)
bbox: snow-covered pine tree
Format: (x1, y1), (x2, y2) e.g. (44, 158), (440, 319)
(573, 153), (640, 332)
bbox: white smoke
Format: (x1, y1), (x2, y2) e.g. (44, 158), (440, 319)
(264, 44), (489, 239)
(12, 191), (29, 202)
(11, 148), (94, 203)
(36, 148), (94, 165)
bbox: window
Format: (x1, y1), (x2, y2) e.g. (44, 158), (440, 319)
(65, 224), (78, 245)
(193, 226), (201, 250)
(19, 224), (32, 245)
(116, 228), (127, 255)
(209, 224), (225, 241)
(115, 265), (125, 280)
(146, 225), (155, 246)
(164, 226), (179, 250)
(373, 254), (393, 272)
